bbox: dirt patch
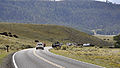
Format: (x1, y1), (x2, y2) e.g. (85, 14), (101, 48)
(0, 53), (15, 68)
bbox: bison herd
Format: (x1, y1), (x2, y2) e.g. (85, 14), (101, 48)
(0, 32), (18, 38)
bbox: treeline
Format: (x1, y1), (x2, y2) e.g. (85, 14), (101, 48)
(114, 35), (120, 48)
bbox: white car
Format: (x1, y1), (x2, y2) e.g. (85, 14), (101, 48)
(83, 43), (91, 47)
(36, 42), (44, 50)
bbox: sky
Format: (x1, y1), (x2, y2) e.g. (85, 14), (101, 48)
(96, 0), (120, 4)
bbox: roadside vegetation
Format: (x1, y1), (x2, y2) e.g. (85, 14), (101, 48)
(50, 46), (120, 68)
(0, 50), (14, 64)
(0, 35), (35, 65)
(50, 34), (120, 68)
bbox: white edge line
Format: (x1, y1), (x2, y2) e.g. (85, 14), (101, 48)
(47, 47), (106, 68)
(12, 52), (18, 68)
(12, 48), (33, 68)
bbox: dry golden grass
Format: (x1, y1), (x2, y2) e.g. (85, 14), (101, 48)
(0, 35), (36, 49)
(50, 46), (120, 68)
(0, 35), (35, 63)
(0, 50), (15, 64)
(94, 35), (115, 43)
(0, 23), (110, 46)
(0, 34), (51, 64)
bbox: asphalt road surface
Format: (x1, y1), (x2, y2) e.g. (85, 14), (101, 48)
(13, 47), (105, 68)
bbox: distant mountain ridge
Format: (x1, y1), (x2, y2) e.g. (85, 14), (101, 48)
(0, 1), (120, 35)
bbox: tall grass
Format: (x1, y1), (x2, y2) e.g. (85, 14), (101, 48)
(50, 46), (120, 68)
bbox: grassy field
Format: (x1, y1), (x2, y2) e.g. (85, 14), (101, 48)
(0, 22), (110, 46)
(0, 22), (111, 65)
(93, 35), (115, 43)
(0, 35), (36, 64)
(50, 46), (120, 68)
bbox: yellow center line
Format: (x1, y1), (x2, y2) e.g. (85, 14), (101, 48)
(33, 50), (65, 68)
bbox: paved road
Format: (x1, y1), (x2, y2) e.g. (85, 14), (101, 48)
(13, 47), (104, 68)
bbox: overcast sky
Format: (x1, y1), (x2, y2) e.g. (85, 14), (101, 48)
(96, 0), (120, 4)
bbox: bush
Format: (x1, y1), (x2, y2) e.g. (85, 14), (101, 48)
(54, 46), (61, 50)
(68, 46), (76, 50)
(61, 45), (68, 50)
(114, 43), (120, 48)
(25, 45), (33, 48)
(20, 44), (25, 49)
(114, 35), (120, 48)
(20, 44), (33, 49)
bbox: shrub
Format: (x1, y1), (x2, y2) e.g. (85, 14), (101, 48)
(114, 42), (120, 48)
(61, 45), (68, 50)
(68, 46), (76, 50)
(20, 44), (33, 49)
(54, 46), (61, 50)
(25, 45), (33, 48)
(114, 35), (120, 48)
(20, 44), (25, 49)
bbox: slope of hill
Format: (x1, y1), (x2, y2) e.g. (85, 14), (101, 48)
(0, 1), (120, 35)
(0, 23), (110, 46)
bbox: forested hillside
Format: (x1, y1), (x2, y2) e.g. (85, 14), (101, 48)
(0, 0), (120, 35)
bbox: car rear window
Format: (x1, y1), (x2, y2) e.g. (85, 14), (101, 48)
(38, 44), (42, 45)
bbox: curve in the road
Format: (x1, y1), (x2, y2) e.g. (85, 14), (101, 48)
(12, 47), (105, 68)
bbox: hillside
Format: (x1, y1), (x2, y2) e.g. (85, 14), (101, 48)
(0, 23), (110, 46)
(0, 1), (120, 35)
